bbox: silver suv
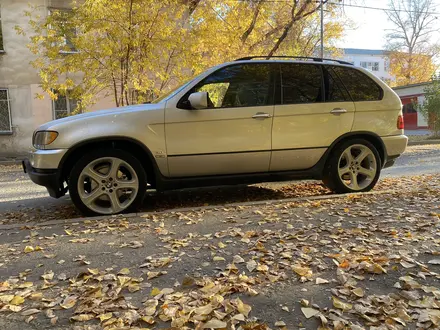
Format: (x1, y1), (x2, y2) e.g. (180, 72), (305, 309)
(24, 56), (408, 215)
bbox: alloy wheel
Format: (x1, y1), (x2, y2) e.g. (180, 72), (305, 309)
(337, 144), (377, 191)
(77, 157), (139, 214)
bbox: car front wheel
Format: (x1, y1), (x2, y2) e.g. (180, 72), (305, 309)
(323, 139), (381, 194)
(69, 149), (147, 216)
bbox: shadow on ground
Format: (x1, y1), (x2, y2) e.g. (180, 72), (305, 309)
(0, 182), (330, 224)
(144, 182), (330, 211)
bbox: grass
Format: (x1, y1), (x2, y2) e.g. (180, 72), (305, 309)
(407, 133), (440, 143)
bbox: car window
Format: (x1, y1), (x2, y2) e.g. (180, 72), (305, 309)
(323, 66), (351, 102)
(332, 66), (383, 101)
(189, 64), (273, 109)
(280, 63), (323, 104)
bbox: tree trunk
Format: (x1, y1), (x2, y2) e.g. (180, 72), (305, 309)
(241, 0), (263, 44)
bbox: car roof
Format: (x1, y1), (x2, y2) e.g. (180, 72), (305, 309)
(222, 59), (355, 68)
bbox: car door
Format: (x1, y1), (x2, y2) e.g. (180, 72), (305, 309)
(165, 63), (275, 177)
(270, 63), (356, 171)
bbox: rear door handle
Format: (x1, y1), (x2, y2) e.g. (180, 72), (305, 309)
(252, 112), (271, 119)
(330, 108), (347, 114)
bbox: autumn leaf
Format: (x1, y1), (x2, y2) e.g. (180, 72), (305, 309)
(0, 295), (14, 304)
(316, 278), (329, 284)
(150, 287), (161, 296)
(118, 268), (130, 275)
(233, 255), (245, 264)
(41, 271), (54, 281)
(60, 295), (77, 309)
(246, 259), (257, 272)
(22, 309), (40, 316)
(301, 307), (319, 319)
(98, 312), (113, 322)
(332, 296), (352, 311)
(235, 298), (252, 317)
(292, 265), (312, 278)
(352, 288), (365, 298)
(71, 314), (94, 322)
(24, 246), (34, 253)
(203, 319), (227, 328)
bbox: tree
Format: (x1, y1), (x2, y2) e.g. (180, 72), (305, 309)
(388, 51), (436, 87)
(419, 76), (440, 137)
(385, 0), (439, 86)
(17, 0), (345, 109)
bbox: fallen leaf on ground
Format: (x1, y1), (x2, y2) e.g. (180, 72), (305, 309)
(332, 296), (352, 311)
(301, 307), (319, 319)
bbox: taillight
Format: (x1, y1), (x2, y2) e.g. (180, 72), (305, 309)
(397, 115), (404, 129)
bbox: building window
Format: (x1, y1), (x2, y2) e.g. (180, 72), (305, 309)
(49, 8), (77, 53)
(0, 5), (4, 51)
(384, 59), (390, 72)
(372, 62), (379, 71)
(0, 89), (12, 133)
(360, 61), (380, 72)
(52, 91), (79, 119)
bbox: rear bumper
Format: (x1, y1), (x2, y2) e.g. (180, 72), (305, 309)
(381, 134), (408, 169)
(382, 135), (408, 157)
(22, 159), (66, 198)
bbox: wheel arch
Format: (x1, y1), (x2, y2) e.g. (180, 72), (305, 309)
(323, 131), (386, 168)
(59, 137), (158, 188)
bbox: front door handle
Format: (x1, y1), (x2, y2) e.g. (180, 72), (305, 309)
(252, 112), (271, 119)
(330, 108), (347, 114)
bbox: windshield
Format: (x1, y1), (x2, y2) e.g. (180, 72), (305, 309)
(152, 75), (199, 104)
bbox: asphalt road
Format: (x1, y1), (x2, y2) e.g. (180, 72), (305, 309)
(0, 144), (439, 218)
(0, 176), (439, 329)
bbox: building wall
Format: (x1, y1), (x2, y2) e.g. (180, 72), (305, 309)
(0, 0), (115, 155)
(0, 0), (45, 154)
(341, 53), (394, 82)
(394, 84), (429, 128)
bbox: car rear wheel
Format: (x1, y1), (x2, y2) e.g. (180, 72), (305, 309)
(323, 139), (381, 194)
(69, 149), (146, 216)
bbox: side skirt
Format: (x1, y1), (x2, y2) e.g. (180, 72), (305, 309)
(155, 166), (325, 191)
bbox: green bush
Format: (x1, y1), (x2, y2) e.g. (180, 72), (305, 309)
(419, 76), (440, 138)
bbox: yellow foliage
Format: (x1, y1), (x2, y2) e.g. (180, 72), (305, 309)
(20, 0), (345, 110)
(389, 51), (436, 87)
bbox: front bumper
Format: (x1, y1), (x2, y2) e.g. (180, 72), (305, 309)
(23, 159), (66, 198)
(29, 148), (68, 169)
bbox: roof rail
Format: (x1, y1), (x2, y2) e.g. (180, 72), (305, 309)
(234, 55), (353, 65)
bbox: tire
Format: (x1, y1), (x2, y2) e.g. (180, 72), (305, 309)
(69, 149), (147, 216)
(322, 139), (381, 194)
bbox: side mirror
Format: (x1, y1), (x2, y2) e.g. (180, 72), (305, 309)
(188, 92), (208, 110)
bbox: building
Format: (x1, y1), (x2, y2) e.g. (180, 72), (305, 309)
(340, 49), (431, 130)
(0, 0), (113, 155)
(340, 48), (394, 83)
(393, 82), (429, 130)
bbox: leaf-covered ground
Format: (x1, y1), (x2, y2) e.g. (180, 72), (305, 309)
(0, 174), (440, 329)
(0, 173), (437, 226)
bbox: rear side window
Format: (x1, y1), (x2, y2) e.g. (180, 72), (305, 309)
(280, 63), (323, 104)
(332, 66), (383, 101)
(323, 66), (351, 102)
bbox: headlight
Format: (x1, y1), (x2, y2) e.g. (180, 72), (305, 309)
(33, 131), (59, 149)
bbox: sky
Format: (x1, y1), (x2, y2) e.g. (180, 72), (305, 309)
(335, 0), (440, 50)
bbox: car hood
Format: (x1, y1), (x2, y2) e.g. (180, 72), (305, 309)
(38, 103), (161, 131)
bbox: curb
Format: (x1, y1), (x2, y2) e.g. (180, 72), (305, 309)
(407, 139), (440, 146)
(0, 188), (400, 231)
(0, 160), (23, 166)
